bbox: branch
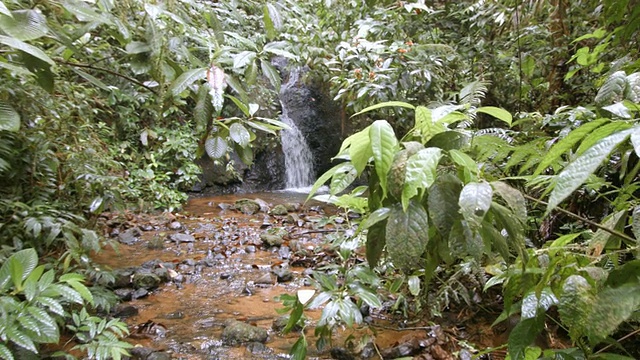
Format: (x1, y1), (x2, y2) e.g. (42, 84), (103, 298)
(523, 193), (636, 244)
(55, 59), (158, 94)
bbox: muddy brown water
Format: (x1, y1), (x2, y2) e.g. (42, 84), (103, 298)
(92, 192), (503, 360)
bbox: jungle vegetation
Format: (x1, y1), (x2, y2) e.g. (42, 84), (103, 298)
(0, 0), (639, 359)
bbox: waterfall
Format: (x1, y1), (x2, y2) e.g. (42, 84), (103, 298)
(280, 70), (315, 189)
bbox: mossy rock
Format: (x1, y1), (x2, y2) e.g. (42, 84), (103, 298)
(269, 204), (289, 216)
(235, 199), (261, 215)
(221, 320), (268, 345)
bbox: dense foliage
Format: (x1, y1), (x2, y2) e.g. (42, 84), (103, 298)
(1, 0), (640, 359)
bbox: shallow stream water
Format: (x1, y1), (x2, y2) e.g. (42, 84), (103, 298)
(91, 192), (502, 360)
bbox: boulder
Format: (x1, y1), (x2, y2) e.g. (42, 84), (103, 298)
(235, 199), (261, 215)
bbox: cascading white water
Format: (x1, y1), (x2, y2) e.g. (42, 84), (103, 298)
(280, 70), (315, 189)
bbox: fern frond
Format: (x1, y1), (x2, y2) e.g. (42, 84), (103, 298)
(460, 80), (490, 106)
(476, 127), (516, 144)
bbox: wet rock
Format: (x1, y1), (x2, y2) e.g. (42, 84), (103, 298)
(131, 288), (149, 300)
(360, 341), (377, 359)
(260, 233), (284, 247)
(169, 233), (195, 243)
(147, 351), (172, 360)
(163, 311), (185, 320)
(218, 203), (233, 211)
(235, 199), (261, 215)
(272, 267), (294, 283)
(118, 227), (142, 245)
(113, 288), (134, 301)
(219, 273), (232, 280)
(284, 213), (301, 224)
(255, 273), (274, 285)
(146, 236), (165, 250)
(140, 224), (154, 231)
(254, 198), (270, 212)
(245, 245), (256, 253)
(284, 203), (300, 212)
(330, 347), (356, 360)
(221, 319), (268, 345)
(269, 204), (289, 216)
(113, 305), (138, 318)
(111, 268), (135, 288)
(152, 266), (170, 282)
(168, 221), (183, 230)
(272, 315), (302, 333)
(129, 346), (154, 359)
(132, 272), (162, 290)
(246, 341), (269, 354)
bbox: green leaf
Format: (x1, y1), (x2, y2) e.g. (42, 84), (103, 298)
(0, 10), (48, 41)
(347, 127), (373, 175)
(576, 122), (633, 155)
(491, 181), (527, 224)
(52, 284), (83, 304)
(260, 60), (281, 92)
(415, 106), (445, 142)
(0, 248), (37, 290)
(69, 68), (111, 92)
(0, 35), (54, 66)
(385, 201), (429, 272)
(354, 287), (382, 308)
(428, 173), (463, 239)
(449, 149), (478, 175)
(351, 101), (415, 118)
(534, 118), (609, 175)
(547, 233), (581, 257)
(369, 120), (398, 199)
(625, 72), (640, 102)
(595, 71), (627, 105)
(0, 343), (14, 360)
(459, 181), (493, 228)
(366, 222), (386, 268)
(0, 101), (20, 132)
(408, 275), (420, 296)
(36, 296), (64, 316)
(426, 130), (470, 150)
(233, 51), (256, 69)
(290, 334), (307, 360)
(362, 207), (390, 230)
(631, 132), (640, 159)
(507, 315), (545, 360)
(401, 148), (442, 210)
(63, 0), (113, 24)
(204, 136), (227, 159)
(124, 41), (151, 54)
(521, 288), (558, 319)
(588, 210), (627, 256)
(229, 123), (250, 147)
(168, 68), (206, 96)
(586, 283), (640, 342)
(306, 163), (345, 201)
(558, 275), (593, 341)
(263, 5), (277, 40)
(329, 163), (357, 195)
(6, 326), (37, 353)
(0, 2), (11, 17)
(547, 129), (633, 213)
(602, 102), (631, 118)
(476, 106), (512, 126)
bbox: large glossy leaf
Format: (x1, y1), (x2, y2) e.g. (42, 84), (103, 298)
(587, 210), (626, 257)
(0, 35), (54, 66)
(329, 163), (357, 195)
(491, 181), (527, 224)
(306, 162), (347, 201)
(366, 222), (386, 268)
(508, 314), (545, 360)
(534, 118), (609, 175)
(0, 343), (13, 360)
(361, 207), (390, 230)
(558, 275), (593, 341)
(586, 283), (640, 342)
(0, 2), (10, 17)
(547, 129), (633, 213)
(369, 120), (398, 199)
(233, 51), (256, 69)
(6, 327), (37, 353)
(0, 102), (20, 132)
(64, 0), (113, 24)
(633, 206), (640, 253)
(385, 201), (429, 272)
(595, 71), (626, 105)
(168, 67), (206, 96)
(576, 122), (633, 155)
(426, 130), (470, 150)
(194, 85), (213, 129)
(0, 10), (48, 41)
(428, 173), (463, 239)
(0, 248), (37, 290)
(204, 136), (227, 159)
(347, 127), (373, 175)
(260, 60), (281, 92)
(401, 148), (442, 210)
(416, 106), (443, 142)
(476, 106), (512, 126)
(351, 101), (415, 117)
(458, 181), (492, 228)
(625, 72), (640, 102)
(521, 288), (558, 319)
(229, 123), (250, 146)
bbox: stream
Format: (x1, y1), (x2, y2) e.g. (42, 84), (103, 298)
(91, 193), (498, 360)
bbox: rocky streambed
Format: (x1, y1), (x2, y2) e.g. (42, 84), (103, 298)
(88, 193), (495, 360)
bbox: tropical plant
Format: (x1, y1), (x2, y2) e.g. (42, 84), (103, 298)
(0, 248), (131, 360)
